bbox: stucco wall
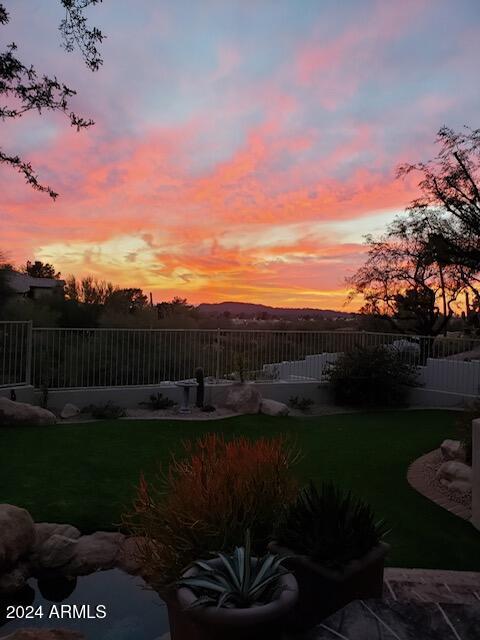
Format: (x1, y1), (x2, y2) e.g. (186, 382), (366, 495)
(472, 418), (480, 531)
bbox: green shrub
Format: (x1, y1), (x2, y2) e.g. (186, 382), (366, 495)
(82, 401), (126, 419)
(274, 481), (388, 569)
(139, 392), (175, 410)
(325, 345), (418, 407)
(288, 396), (314, 412)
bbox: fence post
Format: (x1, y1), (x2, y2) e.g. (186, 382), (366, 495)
(216, 328), (221, 381)
(25, 320), (33, 386)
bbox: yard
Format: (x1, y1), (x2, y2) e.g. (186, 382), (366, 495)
(0, 409), (477, 572)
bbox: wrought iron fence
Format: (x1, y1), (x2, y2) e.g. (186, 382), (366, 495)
(1, 322), (479, 393)
(0, 321), (31, 387)
(25, 327), (480, 392)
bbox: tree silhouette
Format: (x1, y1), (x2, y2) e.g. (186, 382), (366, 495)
(398, 126), (480, 271)
(23, 260), (61, 279)
(0, 1), (104, 198)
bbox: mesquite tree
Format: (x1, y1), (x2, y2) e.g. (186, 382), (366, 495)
(0, 1), (104, 198)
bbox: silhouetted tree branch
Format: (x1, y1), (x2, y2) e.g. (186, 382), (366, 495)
(0, 1), (104, 198)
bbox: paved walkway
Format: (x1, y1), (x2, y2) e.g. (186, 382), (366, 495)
(384, 568), (480, 605)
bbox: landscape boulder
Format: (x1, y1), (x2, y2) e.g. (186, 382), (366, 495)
(436, 460), (472, 493)
(260, 398), (290, 416)
(0, 397), (56, 427)
(0, 562), (30, 594)
(35, 534), (78, 570)
(62, 532), (125, 576)
(440, 439), (466, 462)
(0, 504), (35, 571)
(34, 523), (81, 548)
(116, 536), (145, 575)
(60, 403), (80, 419)
(224, 383), (261, 414)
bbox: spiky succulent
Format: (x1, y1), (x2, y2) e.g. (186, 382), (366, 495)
(274, 481), (388, 568)
(177, 530), (289, 609)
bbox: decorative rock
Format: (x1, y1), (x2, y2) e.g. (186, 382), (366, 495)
(436, 461), (472, 492)
(117, 536), (144, 575)
(448, 480), (472, 494)
(260, 398), (290, 416)
(0, 504), (35, 571)
(224, 383), (261, 414)
(0, 397), (56, 427)
(440, 439), (465, 462)
(1, 631), (85, 640)
(62, 532), (125, 576)
(34, 523), (81, 548)
(36, 534), (78, 569)
(0, 562), (30, 594)
(60, 403), (80, 419)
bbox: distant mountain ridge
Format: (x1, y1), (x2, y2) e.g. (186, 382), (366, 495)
(196, 301), (355, 318)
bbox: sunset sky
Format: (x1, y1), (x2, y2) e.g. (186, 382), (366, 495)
(1, 0), (479, 309)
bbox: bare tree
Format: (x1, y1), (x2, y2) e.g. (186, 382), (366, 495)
(398, 126), (480, 270)
(347, 212), (473, 336)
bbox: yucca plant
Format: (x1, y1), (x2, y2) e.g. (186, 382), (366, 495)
(274, 481), (388, 568)
(177, 530), (290, 609)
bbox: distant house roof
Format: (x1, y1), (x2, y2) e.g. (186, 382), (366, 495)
(5, 271), (65, 294)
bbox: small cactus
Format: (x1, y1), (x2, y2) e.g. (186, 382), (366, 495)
(195, 367), (205, 408)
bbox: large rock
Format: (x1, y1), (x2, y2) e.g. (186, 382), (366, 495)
(117, 536), (145, 575)
(60, 403), (80, 419)
(436, 460), (472, 493)
(0, 504), (35, 570)
(34, 523), (81, 548)
(35, 534), (78, 570)
(224, 384), (261, 414)
(260, 398), (290, 417)
(62, 532), (125, 576)
(440, 439), (466, 462)
(0, 562), (30, 594)
(0, 397), (56, 427)
(1, 631), (85, 640)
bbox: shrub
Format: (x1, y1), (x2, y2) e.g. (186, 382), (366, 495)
(139, 392), (176, 411)
(124, 433), (300, 591)
(82, 401), (125, 419)
(274, 481), (388, 569)
(288, 396), (314, 412)
(325, 344), (418, 407)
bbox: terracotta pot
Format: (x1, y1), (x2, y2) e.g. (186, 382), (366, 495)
(268, 541), (390, 631)
(171, 559), (298, 640)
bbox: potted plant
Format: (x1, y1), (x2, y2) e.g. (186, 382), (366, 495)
(123, 434), (300, 636)
(269, 481), (389, 630)
(174, 531), (298, 640)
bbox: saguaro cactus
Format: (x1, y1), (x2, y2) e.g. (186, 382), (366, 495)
(195, 367), (205, 408)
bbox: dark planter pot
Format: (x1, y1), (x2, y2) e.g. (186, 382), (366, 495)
(268, 541), (390, 631)
(170, 559), (298, 640)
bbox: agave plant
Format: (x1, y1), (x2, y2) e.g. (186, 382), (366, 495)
(177, 530), (289, 609)
(274, 481), (388, 568)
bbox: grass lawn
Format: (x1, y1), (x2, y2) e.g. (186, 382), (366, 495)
(0, 409), (478, 572)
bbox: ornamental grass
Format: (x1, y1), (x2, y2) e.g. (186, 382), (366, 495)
(123, 432), (300, 591)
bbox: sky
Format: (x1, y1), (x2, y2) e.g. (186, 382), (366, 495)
(1, 0), (479, 309)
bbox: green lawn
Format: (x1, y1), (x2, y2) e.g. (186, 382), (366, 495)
(0, 409), (478, 571)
